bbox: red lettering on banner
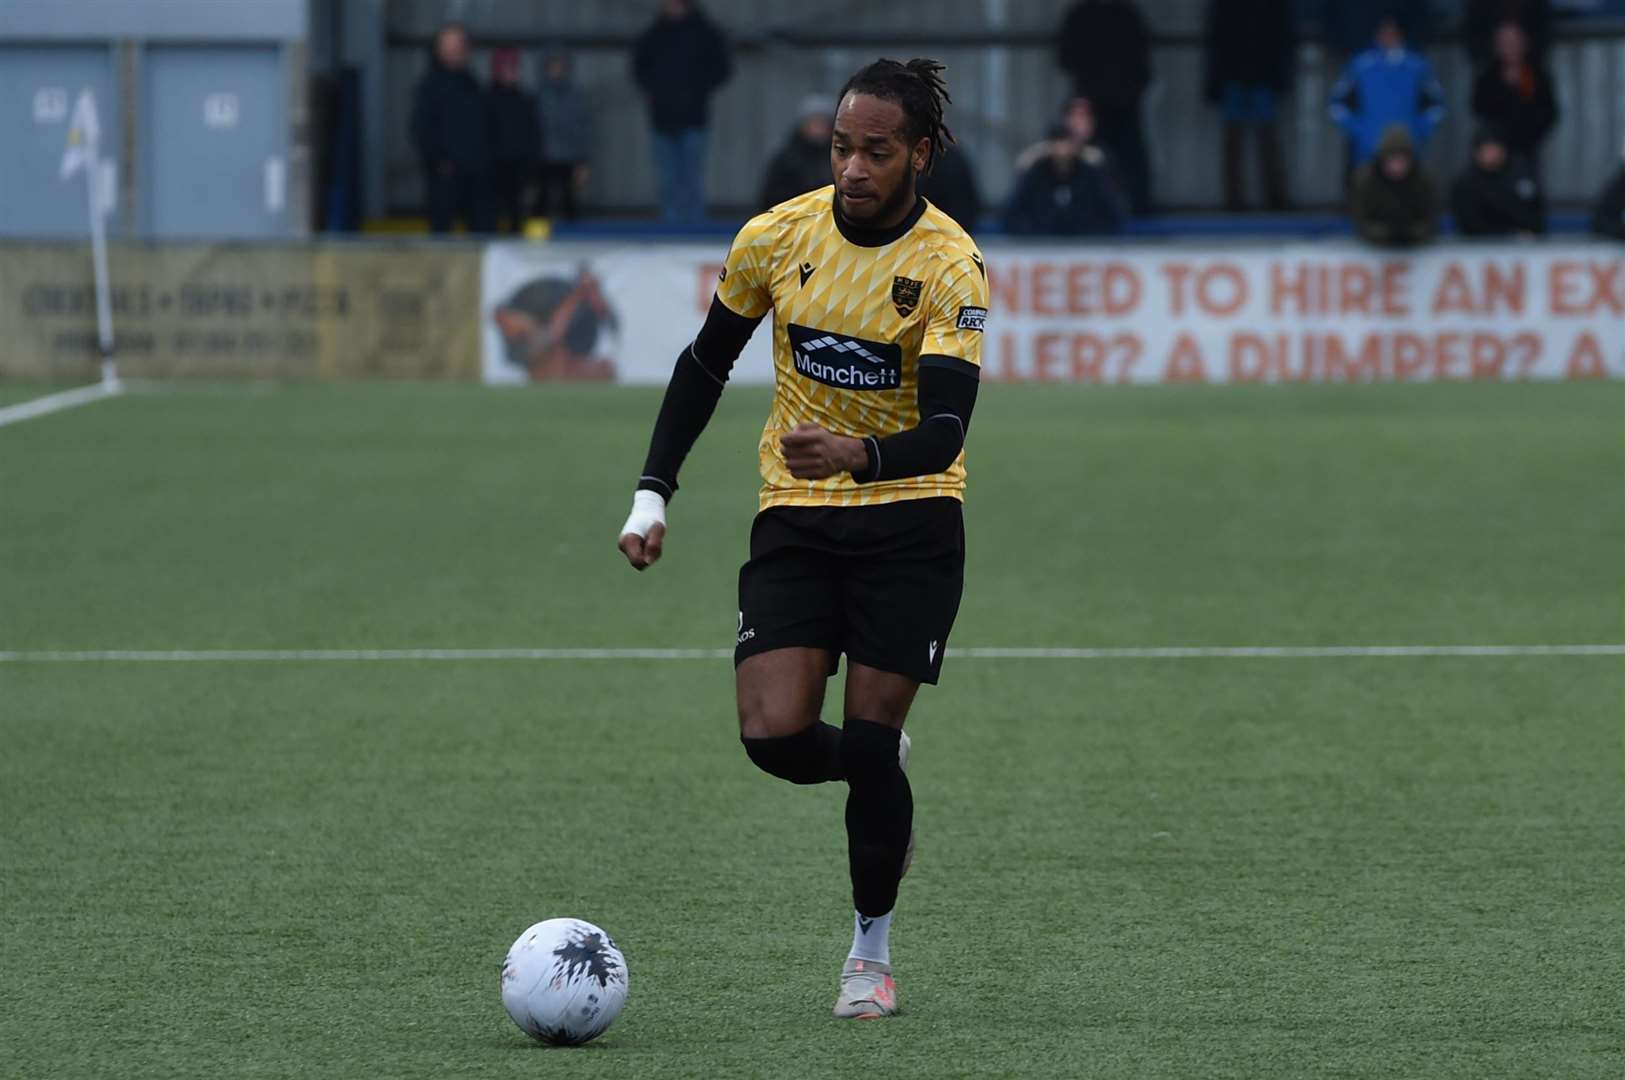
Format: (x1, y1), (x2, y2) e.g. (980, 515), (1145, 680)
(1034, 332), (1063, 381)
(1550, 260), (1625, 316)
(1103, 264), (1140, 315)
(1323, 334), (1384, 382)
(1031, 263), (1061, 316)
(1393, 333), (1428, 381)
(1431, 262), (1526, 315)
(1161, 263), (1193, 316)
(1433, 333), (1464, 379)
(1566, 333), (1608, 379)
(1512, 333), (1541, 378)
(1229, 333), (1274, 382)
(1163, 334), (1207, 383)
(1469, 334), (1507, 379)
(1431, 264), (1472, 315)
(1197, 264), (1247, 315)
(1069, 333), (1106, 382)
(1269, 260), (1410, 316)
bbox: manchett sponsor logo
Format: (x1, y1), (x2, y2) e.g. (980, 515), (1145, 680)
(787, 324), (903, 392)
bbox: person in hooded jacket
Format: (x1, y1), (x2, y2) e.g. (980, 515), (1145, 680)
(632, 0), (733, 223)
(1350, 124), (1437, 247)
(412, 23), (493, 233)
(1453, 128), (1544, 237)
(1004, 122), (1129, 237)
(486, 48), (540, 234)
(1329, 16), (1446, 170)
(916, 141), (983, 235)
(759, 95), (834, 210)
(534, 50), (594, 221)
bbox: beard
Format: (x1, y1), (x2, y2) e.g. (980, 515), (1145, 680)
(839, 168), (916, 225)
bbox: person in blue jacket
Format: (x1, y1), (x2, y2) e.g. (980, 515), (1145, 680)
(1328, 15), (1445, 171)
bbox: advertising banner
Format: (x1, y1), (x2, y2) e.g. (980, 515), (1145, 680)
(483, 240), (1625, 386)
(0, 242), (482, 380)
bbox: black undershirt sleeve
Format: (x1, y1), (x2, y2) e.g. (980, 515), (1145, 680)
(852, 355), (980, 484)
(635, 295), (762, 501)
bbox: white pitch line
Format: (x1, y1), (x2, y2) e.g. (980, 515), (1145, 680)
(0, 381), (122, 429)
(0, 645), (1622, 664)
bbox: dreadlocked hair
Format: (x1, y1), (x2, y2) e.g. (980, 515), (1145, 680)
(838, 58), (955, 175)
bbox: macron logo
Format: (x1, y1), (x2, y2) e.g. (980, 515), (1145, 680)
(928, 641), (939, 663)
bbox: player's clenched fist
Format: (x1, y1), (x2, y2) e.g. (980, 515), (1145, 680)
(617, 490), (667, 571)
(779, 423), (869, 481)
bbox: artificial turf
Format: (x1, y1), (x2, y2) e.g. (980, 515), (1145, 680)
(2, 381), (1622, 1078)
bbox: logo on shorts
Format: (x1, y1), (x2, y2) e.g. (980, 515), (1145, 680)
(928, 640), (940, 663)
(737, 611), (755, 645)
(891, 275), (923, 317)
(955, 306), (987, 332)
(787, 323), (903, 392)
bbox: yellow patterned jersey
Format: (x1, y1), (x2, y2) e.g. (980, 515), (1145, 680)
(715, 186), (988, 511)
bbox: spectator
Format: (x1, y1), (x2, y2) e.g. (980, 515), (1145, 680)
(1465, 0), (1552, 67)
(535, 50), (594, 221)
(412, 23), (492, 233)
(1591, 141), (1625, 241)
(1310, 1), (1432, 58)
(632, 0), (732, 224)
(1453, 128), (1544, 236)
(759, 95), (833, 210)
(1470, 21), (1557, 167)
(1330, 16), (1445, 170)
(918, 141), (983, 235)
(1203, 0), (1295, 211)
(1057, 0), (1152, 213)
(1350, 124), (1437, 247)
(1004, 123), (1129, 237)
(486, 49), (540, 235)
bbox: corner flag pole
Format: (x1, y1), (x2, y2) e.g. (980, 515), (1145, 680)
(61, 89), (119, 391)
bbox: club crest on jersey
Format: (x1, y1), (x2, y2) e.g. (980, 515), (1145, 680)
(891, 276), (923, 317)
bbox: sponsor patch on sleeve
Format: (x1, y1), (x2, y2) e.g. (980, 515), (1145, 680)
(955, 305), (987, 332)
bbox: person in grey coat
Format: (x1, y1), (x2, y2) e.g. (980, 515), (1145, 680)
(535, 50), (594, 220)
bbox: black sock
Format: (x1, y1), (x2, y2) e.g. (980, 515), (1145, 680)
(741, 722), (844, 785)
(841, 718), (913, 917)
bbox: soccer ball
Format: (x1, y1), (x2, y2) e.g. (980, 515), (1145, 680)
(500, 918), (628, 1046)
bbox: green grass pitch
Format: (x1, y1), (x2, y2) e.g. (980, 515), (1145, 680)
(2, 381), (1623, 1079)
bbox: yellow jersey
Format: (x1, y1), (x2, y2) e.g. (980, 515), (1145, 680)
(715, 186), (988, 511)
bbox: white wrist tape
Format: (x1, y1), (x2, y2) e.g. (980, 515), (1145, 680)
(619, 489), (667, 540)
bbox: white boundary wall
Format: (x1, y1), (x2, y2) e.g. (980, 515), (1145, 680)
(483, 240), (1625, 387)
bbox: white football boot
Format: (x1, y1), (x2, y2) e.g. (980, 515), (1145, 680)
(833, 957), (900, 1019)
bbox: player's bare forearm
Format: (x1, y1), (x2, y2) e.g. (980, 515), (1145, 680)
(779, 423), (869, 480)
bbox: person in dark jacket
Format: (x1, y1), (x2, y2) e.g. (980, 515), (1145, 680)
(758, 95), (833, 210)
(1453, 128), (1544, 236)
(1057, 0), (1153, 213)
(1465, 0), (1552, 67)
(1203, 0), (1295, 210)
(917, 139), (983, 235)
(1590, 142), (1625, 241)
(1350, 124), (1437, 247)
(631, 0), (732, 223)
(486, 48), (540, 235)
(1470, 21), (1557, 167)
(1004, 123), (1129, 237)
(534, 50), (593, 221)
(412, 23), (492, 234)
(1329, 16), (1446, 169)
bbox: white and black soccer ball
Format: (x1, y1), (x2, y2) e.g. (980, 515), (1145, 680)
(500, 918), (628, 1046)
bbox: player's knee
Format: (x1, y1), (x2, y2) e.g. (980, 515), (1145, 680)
(742, 732), (806, 782)
(840, 717), (902, 783)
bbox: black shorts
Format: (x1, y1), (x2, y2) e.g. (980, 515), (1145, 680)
(735, 497), (965, 685)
